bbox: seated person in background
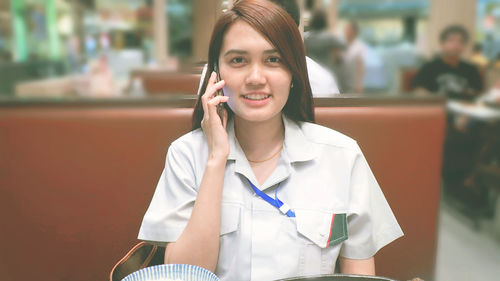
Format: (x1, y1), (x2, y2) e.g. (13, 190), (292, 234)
(470, 43), (489, 69)
(481, 77), (500, 103)
(417, 27), (493, 213)
(197, 0), (340, 97)
(341, 21), (366, 94)
(304, 9), (344, 93)
(412, 25), (483, 100)
(139, 1), (403, 280)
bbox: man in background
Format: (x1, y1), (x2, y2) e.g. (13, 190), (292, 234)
(412, 25), (483, 100)
(304, 9), (344, 92)
(470, 43), (489, 69)
(341, 21), (365, 93)
(416, 25), (493, 217)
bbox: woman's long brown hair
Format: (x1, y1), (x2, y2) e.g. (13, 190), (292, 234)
(191, 0), (314, 130)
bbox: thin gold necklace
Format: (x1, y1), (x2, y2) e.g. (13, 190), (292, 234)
(247, 145), (283, 163)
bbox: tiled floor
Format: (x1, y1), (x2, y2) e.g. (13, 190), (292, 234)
(435, 202), (500, 281)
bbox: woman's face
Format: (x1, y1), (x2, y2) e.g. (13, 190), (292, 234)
(218, 20), (292, 123)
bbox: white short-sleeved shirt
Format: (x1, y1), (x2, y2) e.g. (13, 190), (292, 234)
(138, 114), (403, 281)
(305, 56), (340, 96)
(196, 57), (340, 97)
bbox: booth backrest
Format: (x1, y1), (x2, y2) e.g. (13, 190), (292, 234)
(131, 71), (201, 95)
(0, 99), (445, 281)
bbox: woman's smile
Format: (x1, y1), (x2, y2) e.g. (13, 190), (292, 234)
(241, 92), (272, 106)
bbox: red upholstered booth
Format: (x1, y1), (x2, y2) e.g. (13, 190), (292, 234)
(0, 96), (445, 281)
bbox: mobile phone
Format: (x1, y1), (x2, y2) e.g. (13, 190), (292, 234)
(213, 64), (225, 122)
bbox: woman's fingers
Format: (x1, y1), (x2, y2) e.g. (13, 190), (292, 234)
(207, 96), (229, 123)
(201, 72), (225, 119)
(211, 79), (225, 95)
(204, 72), (217, 97)
(201, 72), (216, 114)
(222, 108), (228, 129)
(203, 72), (225, 99)
(207, 96), (229, 111)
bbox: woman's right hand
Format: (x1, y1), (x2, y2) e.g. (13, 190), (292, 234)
(201, 71), (230, 161)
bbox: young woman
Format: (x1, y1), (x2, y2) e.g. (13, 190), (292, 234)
(138, 1), (403, 280)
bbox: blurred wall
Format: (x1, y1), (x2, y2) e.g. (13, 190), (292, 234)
(154, 0), (168, 64)
(192, 0), (222, 62)
(428, 0), (476, 57)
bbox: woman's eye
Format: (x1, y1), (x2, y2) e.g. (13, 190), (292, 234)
(230, 57), (245, 64)
(267, 56), (282, 64)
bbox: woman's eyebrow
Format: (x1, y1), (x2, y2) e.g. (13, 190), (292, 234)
(223, 49), (278, 57)
(223, 49), (247, 57)
(263, 49), (279, 54)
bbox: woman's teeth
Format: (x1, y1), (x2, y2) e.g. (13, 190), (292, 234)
(244, 94), (270, 100)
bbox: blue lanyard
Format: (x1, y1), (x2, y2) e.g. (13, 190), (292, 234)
(247, 179), (296, 217)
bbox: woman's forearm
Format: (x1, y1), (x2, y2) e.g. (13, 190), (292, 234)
(164, 157), (227, 272)
(339, 256), (375, 275)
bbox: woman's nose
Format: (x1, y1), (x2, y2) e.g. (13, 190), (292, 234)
(245, 63), (266, 85)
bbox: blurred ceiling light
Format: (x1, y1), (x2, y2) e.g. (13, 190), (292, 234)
(58, 14), (73, 35)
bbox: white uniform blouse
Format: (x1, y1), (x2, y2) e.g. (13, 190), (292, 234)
(138, 114), (403, 281)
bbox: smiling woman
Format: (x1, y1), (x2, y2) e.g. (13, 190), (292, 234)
(218, 21), (293, 123)
(137, 1), (403, 280)
(192, 0), (314, 128)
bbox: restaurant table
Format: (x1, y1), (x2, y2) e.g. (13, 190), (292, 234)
(275, 274), (398, 281)
(446, 99), (500, 121)
(443, 99), (500, 227)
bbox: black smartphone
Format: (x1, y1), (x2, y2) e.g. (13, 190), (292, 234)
(213, 64), (225, 122)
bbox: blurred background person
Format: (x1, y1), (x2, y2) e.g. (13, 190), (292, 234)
(481, 79), (500, 103)
(412, 25), (483, 100)
(484, 53), (500, 103)
(339, 21), (366, 93)
(88, 54), (115, 97)
(413, 25), (498, 227)
(489, 52), (500, 69)
(483, 34), (500, 62)
(66, 35), (83, 73)
(471, 43), (489, 69)
(304, 9), (344, 94)
(270, 0), (340, 96)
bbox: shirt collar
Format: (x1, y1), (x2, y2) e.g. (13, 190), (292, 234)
(226, 114), (316, 190)
(227, 113), (317, 162)
(281, 114), (318, 163)
(226, 117), (260, 187)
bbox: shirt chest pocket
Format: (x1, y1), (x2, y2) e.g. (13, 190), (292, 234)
(220, 203), (241, 235)
(216, 203), (242, 277)
(295, 210), (348, 247)
(295, 210), (348, 275)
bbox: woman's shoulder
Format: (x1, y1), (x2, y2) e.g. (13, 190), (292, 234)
(168, 128), (206, 154)
(299, 121), (360, 152)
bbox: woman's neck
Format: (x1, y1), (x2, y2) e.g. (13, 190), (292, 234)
(234, 113), (285, 161)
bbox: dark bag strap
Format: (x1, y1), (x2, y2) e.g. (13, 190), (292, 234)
(109, 242), (165, 281)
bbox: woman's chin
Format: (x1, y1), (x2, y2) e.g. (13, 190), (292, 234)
(227, 99), (285, 123)
(233, 109), (281, 123)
